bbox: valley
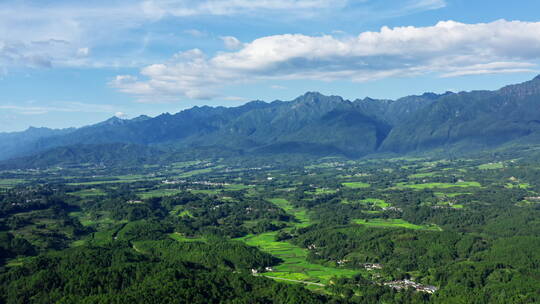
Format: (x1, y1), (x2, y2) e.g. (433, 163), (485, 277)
(1, 152), (540, 302)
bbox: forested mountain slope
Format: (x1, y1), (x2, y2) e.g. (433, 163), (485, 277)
(2, 76), (540, 167)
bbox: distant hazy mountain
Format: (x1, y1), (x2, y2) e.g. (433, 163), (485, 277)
(0, 127), (75, 160)
(2, 76), (540, 167)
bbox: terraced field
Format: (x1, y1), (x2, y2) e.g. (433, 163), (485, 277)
(236, 232), (359, 285)
(268, 198), (310, 228)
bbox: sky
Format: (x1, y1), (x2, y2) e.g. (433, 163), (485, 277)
(1, 0), (540, 132)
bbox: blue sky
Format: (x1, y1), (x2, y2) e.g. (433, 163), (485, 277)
(1, 0), (540, 132)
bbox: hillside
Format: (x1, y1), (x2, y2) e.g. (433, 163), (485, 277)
(2, 76), (540, 167)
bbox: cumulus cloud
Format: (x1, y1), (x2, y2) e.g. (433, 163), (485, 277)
(0, 0), (448, 70)
(221, 36), (244, 50)
(111, 20), (540, 101)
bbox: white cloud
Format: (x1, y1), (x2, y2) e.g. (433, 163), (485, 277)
(77, 47), (90, 57)
(406, 0), (446, 11)
(222, 96), (248, 102)
(111, 20), (540, 102)
(184, 29), (207, 37)
(141, 0), (348, 17)
(440, 62), (537, 78)
(0, 0), (448, 70)
(115, 111), (128, 118)
(221, 36), (244, 50)
(0, 102), (118, 115)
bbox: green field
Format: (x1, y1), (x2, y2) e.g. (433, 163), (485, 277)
(478, 162), (504, 170)
(505, 183), (531, 189)
(138, 188), (182, 199)
(408, 172), (437, 178)
(170, 232), (205, 242)
(236, 232), (359, 285)
(189, 189), (222, 195)
(71, 188), (106, 198)
(397, 181), (481, 190)
(342, 182), (370, 189)
(224, 184), (254, 191)
(268, 198), (310, 228)
(308, 188), (338, 195)
(353, 218), (441, 230)
(0, 179), (24, 187)
(244, 198), (363, 285)
(359, 198), (389, 208)
(174, 166), (224, 178)
(436, 202), (465, 209)
(69, 211), (124, 227)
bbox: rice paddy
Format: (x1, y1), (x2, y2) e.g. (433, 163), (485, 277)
(236, 232), (360, 285)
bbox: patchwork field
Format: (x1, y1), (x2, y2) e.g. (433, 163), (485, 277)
(0, 179), (24, 188)
(353, 218), (441, 231)
(396, 181), (481, 190)
(236, 232), (359, 285)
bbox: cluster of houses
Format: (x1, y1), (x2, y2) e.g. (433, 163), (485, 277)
(335, 260), (383, 271)
(384, 279), (438, 294)
(162, 179), (230, 186)
(251, 267), (274, 274)
(363, 263), (383, 271)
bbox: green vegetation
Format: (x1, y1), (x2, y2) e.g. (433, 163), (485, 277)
(169, 232), (204, 242)
(0, 179), (24, 188)
(353, 218), (441, 230)
(237, 232), (359, 285)
(342, 182), (370, 189)
(268, 198), (310, 228)
(70, 188), (106, 197)
(505, 182), (531, 189)
(138, 188), (182, 199)
(359, 198), (389, 208)
(397, 181), (481, 189)
(478, 162), (504, 170)
(408, 172), (437, 178)
(2, 154), (540, 303)
(434, 192), (472, 198)
(309, 188), (338, 195)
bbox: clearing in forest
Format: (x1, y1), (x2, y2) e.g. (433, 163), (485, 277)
(353, 218), (441, 231)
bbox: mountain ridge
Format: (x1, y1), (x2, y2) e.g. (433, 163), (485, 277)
(2, 75), (540, 167)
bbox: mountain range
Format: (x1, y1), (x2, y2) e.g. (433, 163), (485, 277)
(3, 75), (540, 168)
